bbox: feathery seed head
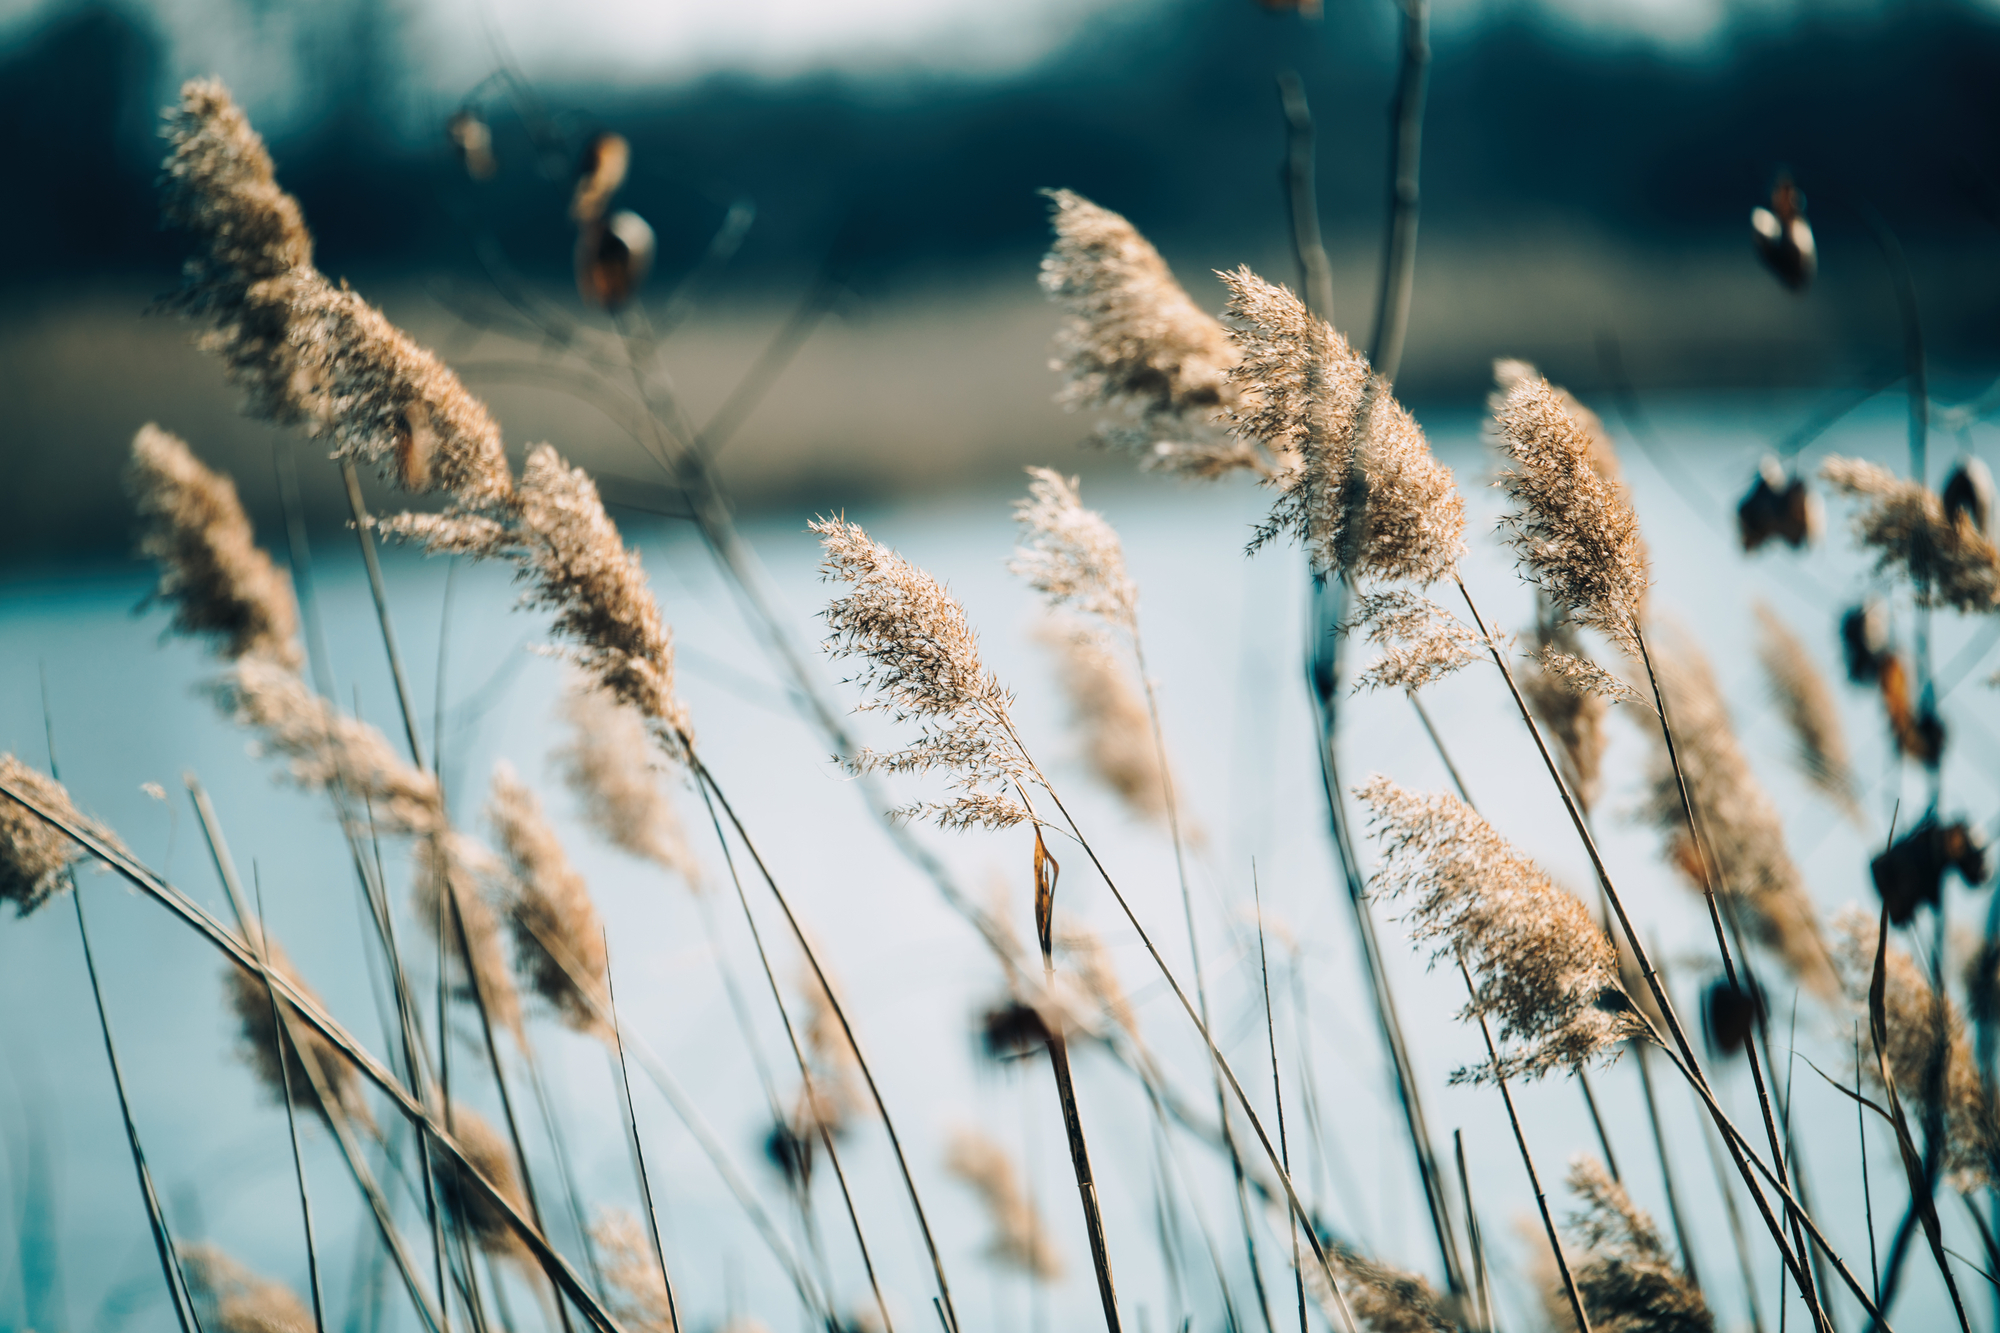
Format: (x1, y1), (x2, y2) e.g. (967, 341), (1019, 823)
(415, 832), (524, 1040)
(129, 425), (302, 669)
(226, 934), (373, 1130)
(1010, 467), (1136, 628)
(945, 1127), (1063, 1279)
(1834, 908), (1998, 1190)
(390, 446), (690, 748)
(1034, 615), (1165, 823)
(1056, 913), (1139, 1039)
(554, 676), (699, 884)
(1315, 1244), (1457, 1333)
(1821, 455), (2000, 612)
(221, 656), (444, 835)
(1563, 1156), (1714, 1332)
(0, 755), (124, 916)
(489, 762), (609, 1037)
(593, 1208), (678, 1333)
(1350, 590), (1484, 694)
(432, 1100), (532, 1259)
(1518, 603), (1611, 814)
(1640, 633), (1836, 999)
(1490, 367), (1650, 656)
(1039, 190), (1258, 478)
(182, 1245), (315, 1333)
(1356, 776), (1641, 1081)
(162, 80), (512, 504)
(1227, 268), (1465, 584)
(813, 516), (1030, 830)
(1754, 602), (1860, 822)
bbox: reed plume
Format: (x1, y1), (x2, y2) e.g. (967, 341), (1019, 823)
(1311, 1244), (1456, 1333)
(1493, 360), (1629, 497)
(554, 677), (699, 885)
(1034, 616), (1165, 822)
(1011, 467), (1137, 628)
(1056, 913), (1139, 1040)
(1490, 366), (1651, 657)
(798, 959), (867, 1133)
(181, 1244), (315, 1333)
(1518, 602), (1610, 815)
(1350, 590), (1483, 693)
(488, 762), (608, 1037)
(129, 424), (301, 670)
(0, 754), (123, 916)
(226, 933), (372, 1130)
(812, 517), (1030, 830)
(1039, 190), (1261, 479)
(1834, 908), (1998, 1189)
(1227, 268), (1466, 585)
(945, 1127), (1063, 1279)
(594, 1208), (677, 1333)
(1753, 602), (1860, 822)
(163, 80), (512, 503)
(1639, 633), (1836, 999)
(1356, 776), (1641, 1081)
(390, 446), (691, 747)
(413, 832), (523, 1040)
(1821, 456), (2000, 612)
(1562, 1156), (1713, 1332)
(431, 1100), (532, 1260)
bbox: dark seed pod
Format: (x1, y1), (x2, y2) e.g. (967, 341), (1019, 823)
(575, 211), (655, 311)
(978, 998), (1053, 1062)
(763, 1117), (814, 1187)
(1840, 600), (1890, 685)
(1873, 817), (1990, 926)
(1702, 976), (1764, 1059)
(1752, 174), (1816, 293)
(1738, 456), (1819, 551)
(1943, 456), (1995, 539)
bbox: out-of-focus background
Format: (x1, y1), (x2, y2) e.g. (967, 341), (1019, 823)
(4, 0), (2000, 564)
(2, 3), (1998, 1333)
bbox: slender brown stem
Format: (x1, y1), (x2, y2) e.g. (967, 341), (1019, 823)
(0, 784), (626, 1333)
(1368, 0), (1429, 382)
(339, 459), (428, 773)
(1632, 1041), (1701, 1289)
(1252, 871), (1310, 1333)
(1464, 959), (1591, 1331)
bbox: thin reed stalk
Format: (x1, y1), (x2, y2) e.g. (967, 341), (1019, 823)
(1633, 1042), (1701, 1290)
(0, 782), (626, 1333)
(1253, 875), (1309, 1333)
(603, 947), (679, 1333)
(1462, 957), (1591, 1332)
(253, 872), (329, 1333)
(692, 774), (891, 1333)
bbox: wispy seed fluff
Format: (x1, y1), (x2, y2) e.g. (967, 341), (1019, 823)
(945, 1127), (1063, 1280)
(1490, 367), (1651, 657)
(1834, 908), (1998, 1190)
(593, 1208), (678, 1333)
(162, 80), (512, 504)
(1039, 190), (1263, 480)
(554, 677), (698, 885)
(226, 932), (373, 1130)
(1313, 1244), (1457, 1333)
(1754, 602), (1861, 823)
(1563, 1156), (1713, 1333)
(1357, 776), (1641, 1081)
(1641, 634), (1836, 1000)
(129, 424), (301, 670)
(1519, 603), (1611, 815)
(182, 1244), (315, 1333)
(1035, 616), (1166, 823)
(796, 959), (867, 1134)
(1010, 467), (1138, 629)
(1226, 268), (1466, 584)
(414, 832), (523, 1040)
(489, 762), (609, 1037)
(1821, 455), (2000, 613)
(1350, 590), (1484, 694)
(0, 754), (124, 916)
(813, 517), (1030, 830)
(432, 1100), (532, 1260)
